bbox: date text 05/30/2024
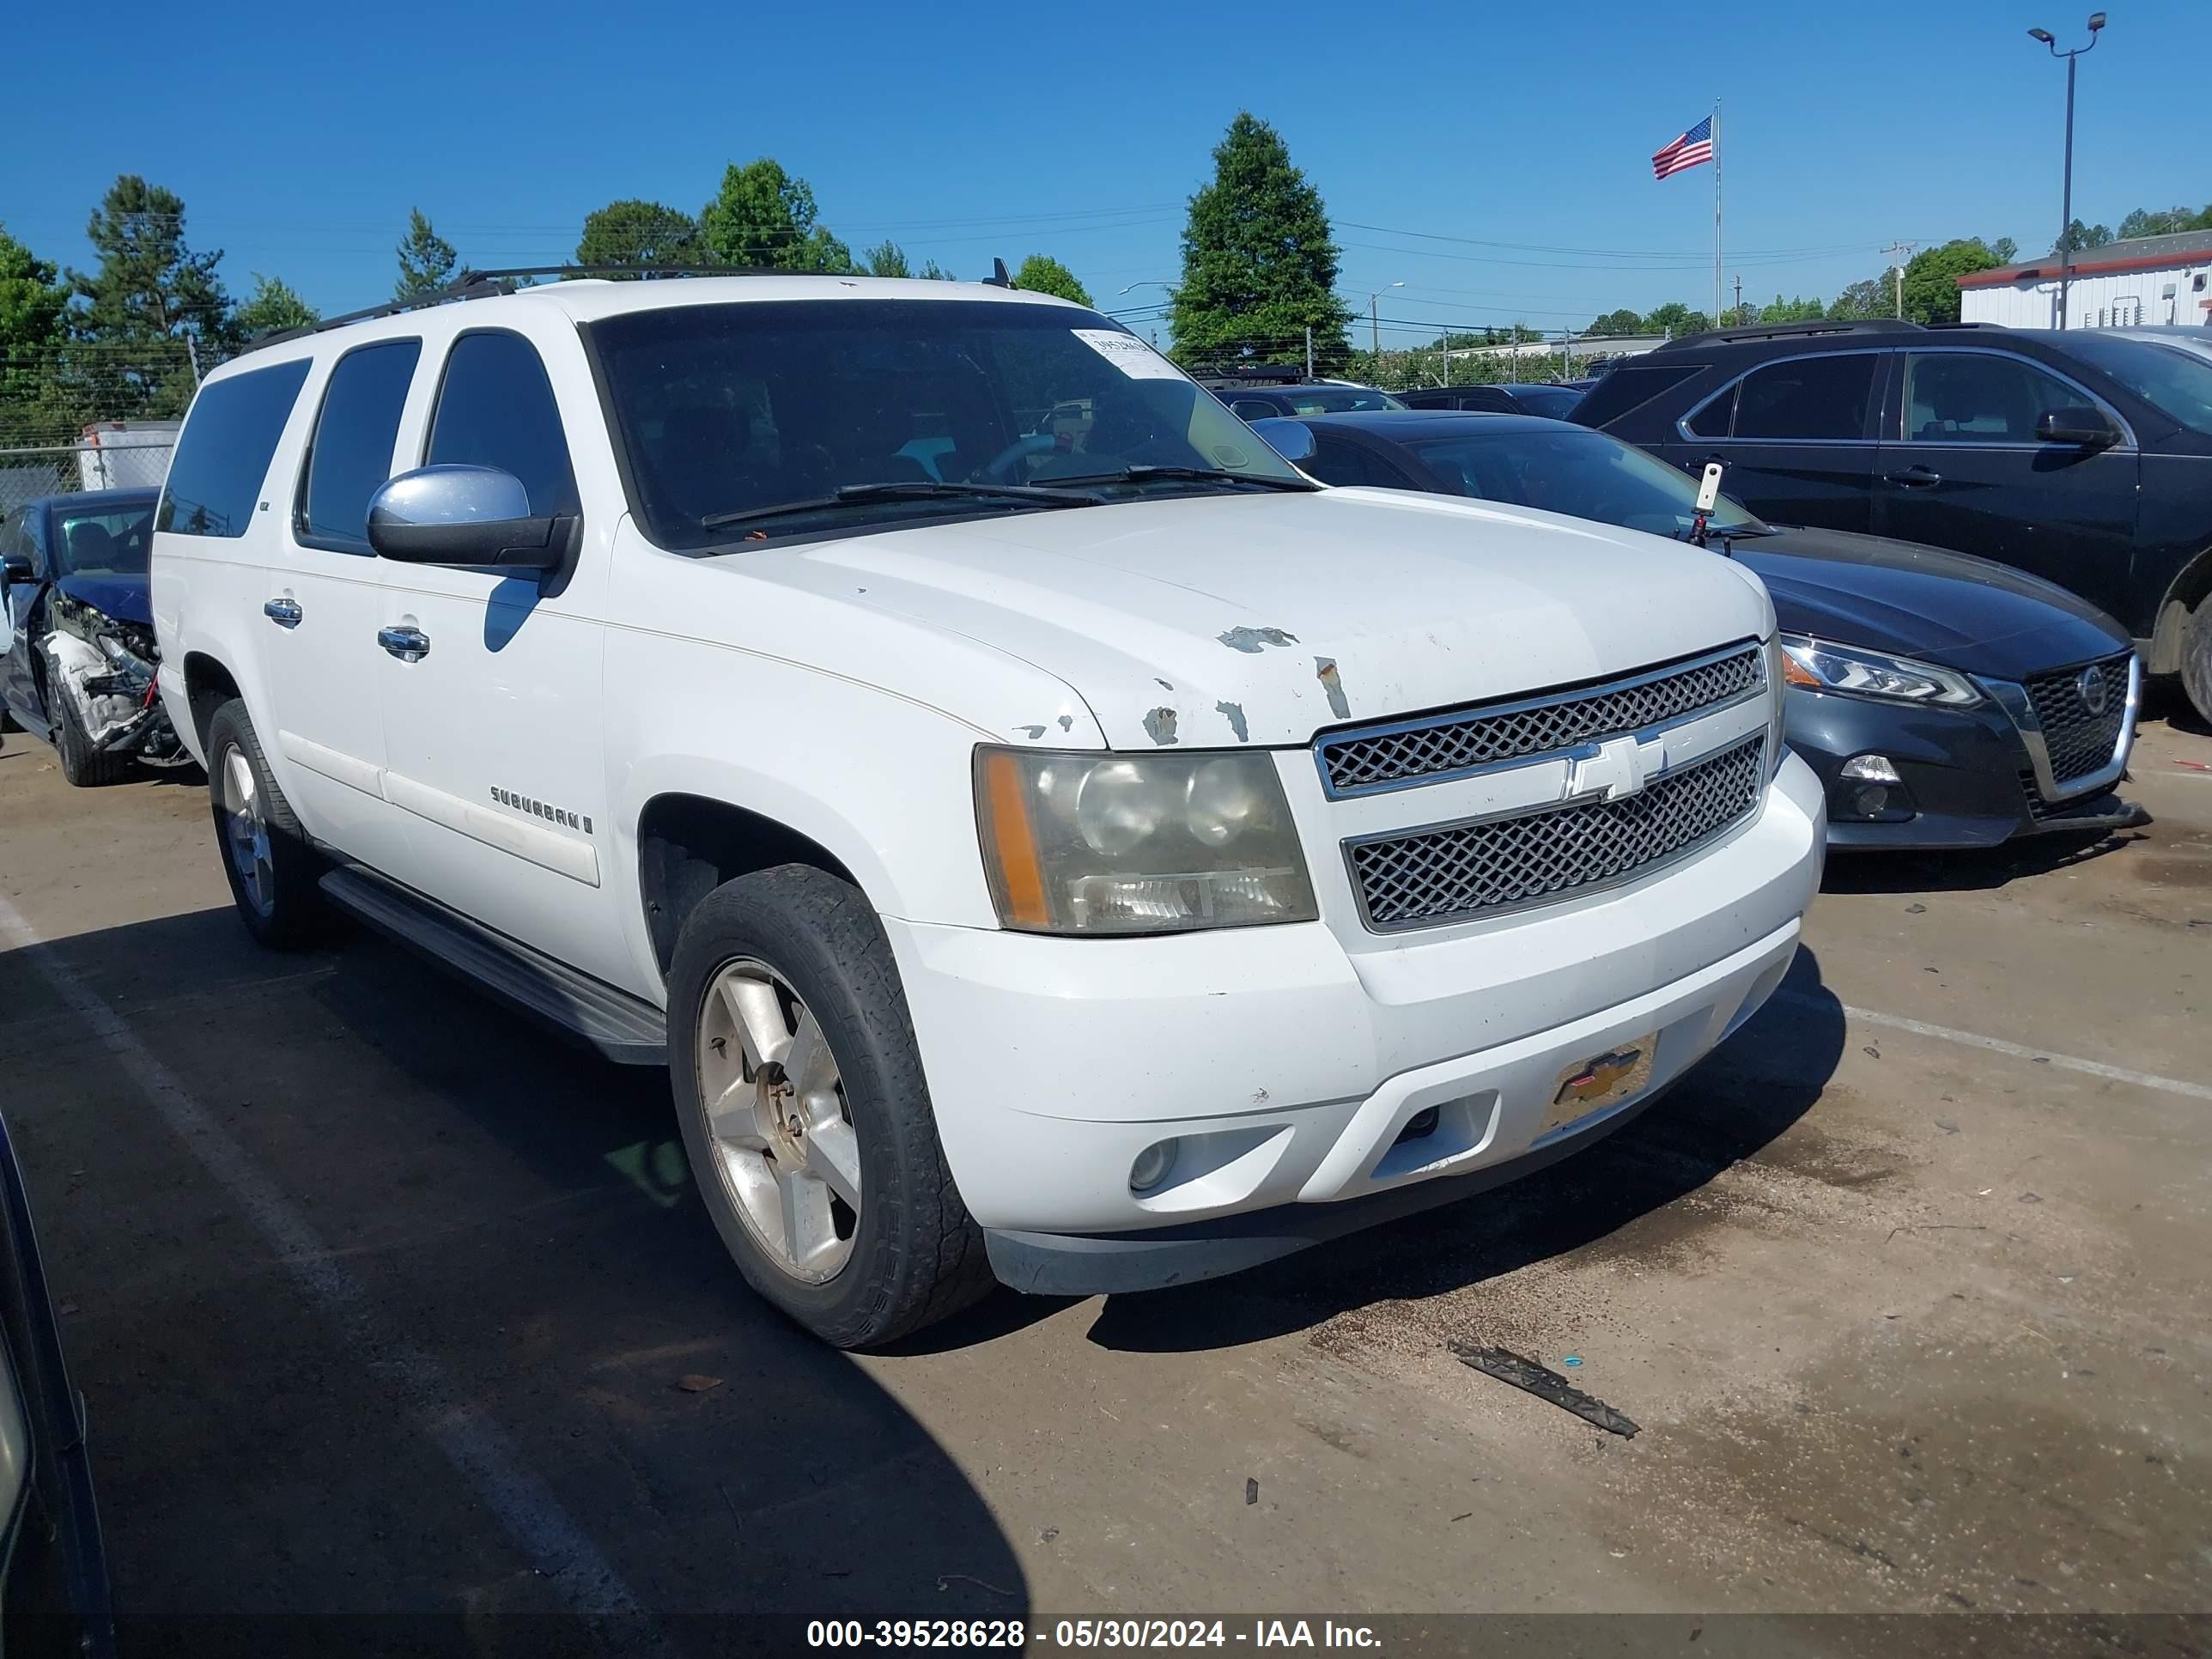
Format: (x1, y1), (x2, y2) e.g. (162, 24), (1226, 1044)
(806, 1620), (1383, 1649)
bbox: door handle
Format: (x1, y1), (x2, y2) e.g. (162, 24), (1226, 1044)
(263, 597), (303, 629)
(377, 625), (430, 663)
(1885, 465), (1942, 488)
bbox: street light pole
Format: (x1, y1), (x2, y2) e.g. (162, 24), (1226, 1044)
(1369, 283), (1402, 368)
(2028, 13), (2106, 331)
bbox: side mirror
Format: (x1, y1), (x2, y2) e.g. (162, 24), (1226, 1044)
(0, 553), (30, 583)
(1249, 417), (1317, 464)
(366, 465), (566, 568)
(2034, 407), (2120, 448)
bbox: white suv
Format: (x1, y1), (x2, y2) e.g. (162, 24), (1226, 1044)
(151, 276), (1825, 1347)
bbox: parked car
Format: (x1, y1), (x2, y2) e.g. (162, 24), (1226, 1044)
(1571, 318), (2212, 724)
(1259, 410), (2142, 848)
(1, 489), (184, 785)
(152, 273), (1821, 1348)
(0, 1109), (117, 1656)
(1212, 382), (1407, 419)
(1398, 383), (1585, 419)
(2105, 324), (2212, 367)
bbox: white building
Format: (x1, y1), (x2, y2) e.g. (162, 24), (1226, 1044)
(1958, 228), (2212, 330)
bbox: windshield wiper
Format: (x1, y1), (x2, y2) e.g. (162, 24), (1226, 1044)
(1047, 465), (1320, 493)
(702, 479), (1102, 532)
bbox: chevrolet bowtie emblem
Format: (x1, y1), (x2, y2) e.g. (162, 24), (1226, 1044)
(1566, 735), (1650, 802)
(1556, 1047), (1645, 1107)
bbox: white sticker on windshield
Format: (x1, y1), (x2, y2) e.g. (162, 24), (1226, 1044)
(1072, 328), (1184, 380)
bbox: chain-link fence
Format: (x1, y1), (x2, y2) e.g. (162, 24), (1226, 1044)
(0, 430), (177, 516)
(1, 338), (197, 514)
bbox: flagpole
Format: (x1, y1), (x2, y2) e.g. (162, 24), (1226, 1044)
(1712, 100), (1723, 325)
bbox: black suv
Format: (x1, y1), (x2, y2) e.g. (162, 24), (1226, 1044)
(1572, 319), (2212, 721)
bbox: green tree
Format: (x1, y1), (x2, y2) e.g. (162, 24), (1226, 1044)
(1757, 294), (1826, 325)
(1587, 307), (1644, 336)
(0, 223), (74, 441)
(1641, 301), (1713, 339)
(1827, 276), (1893, 320)
(394, 209), (458, 300)
(1900, 239), (2002, 325)
(2117, 204), (2212, 240)
(1168, 112), (1355, 372)
(65, 176), (230, 421)
(1011, 254), (1091, 306)
(2054, 219), (2112, 255)
(575, 199), (700, 275)
(915, 258), (953, 281)
(698, 159), (853, 272)
(234, 274), (320, 338)
(1990, 236), (2019, 264)
(861, 240), (912, 277)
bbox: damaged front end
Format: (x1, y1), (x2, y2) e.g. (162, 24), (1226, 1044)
(45, 590), (185, 765)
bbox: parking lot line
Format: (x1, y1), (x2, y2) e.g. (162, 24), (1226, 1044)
(1778, 988), (2212, 1102)
(0, 895), (673, 1651)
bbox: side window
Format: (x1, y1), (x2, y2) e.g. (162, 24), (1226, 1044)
(1729, 355), (1878, 441)
(1683, 382), (1737, 438)
(296, 339), (422, 554)
(1903, 353), (2084, 444)
(158, 359), (313, 538)
(426, 332), (579, 517)
(1230, 398), (1279, 421)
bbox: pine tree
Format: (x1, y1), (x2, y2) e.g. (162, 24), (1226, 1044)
(1169, 114), (1354, 373)
(65, 176), (229, 419)
(394, 209), (459, 301)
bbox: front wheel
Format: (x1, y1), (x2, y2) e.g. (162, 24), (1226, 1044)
(667, 864), (991, 1349)
(43, 647), (131, 787)
(2182, 601), (2212, 732)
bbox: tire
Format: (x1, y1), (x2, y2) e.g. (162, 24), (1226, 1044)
(204, 699), (325, 949)
(667, 864), (992, 1349)
(2182, 601), (2212, 732)
(42, 647), (131, 787)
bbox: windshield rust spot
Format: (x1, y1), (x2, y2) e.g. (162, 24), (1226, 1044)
(1143, 707), (1180, 745)
(1315, 658), (1351, 720)
(1216, 701), (1250, 743)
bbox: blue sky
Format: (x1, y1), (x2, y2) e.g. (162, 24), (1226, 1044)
(3, 0), (2202, 349)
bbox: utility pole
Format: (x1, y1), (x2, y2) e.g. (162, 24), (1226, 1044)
(1881, 241), (1919, 319)
(2029, 15), (2106, 329)
(1732, 275), (1742, 325)
(1368, 283), (1402, 374)
(185, 331), (202, 386)
(1304, 325), (1314, 380)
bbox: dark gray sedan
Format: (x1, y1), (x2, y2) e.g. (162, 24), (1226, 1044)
(1255, 410), (2142, 851)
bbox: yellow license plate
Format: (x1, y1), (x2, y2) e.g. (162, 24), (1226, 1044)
(1540, 1034), (1657, 1137)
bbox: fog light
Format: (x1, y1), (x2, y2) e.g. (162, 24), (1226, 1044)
(1839, 754), (1903, 785)
(1129, 1139), (1180, 1194)
(1852, 784), (1890, 817)
(1395, 1106), (1441, 1146)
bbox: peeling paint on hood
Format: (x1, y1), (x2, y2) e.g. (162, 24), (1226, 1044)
(720, 490), (1775, 750)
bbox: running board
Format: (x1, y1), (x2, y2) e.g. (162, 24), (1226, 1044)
(318, 866), (668, 1065)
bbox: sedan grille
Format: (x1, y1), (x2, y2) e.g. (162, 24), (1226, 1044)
(2024, 653), (2130, 785)
(1347, 736), (1766, 931)
(1319, 643), (1762, 796)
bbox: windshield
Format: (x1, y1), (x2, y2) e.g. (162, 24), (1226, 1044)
(586, 299), (1302, 550)
(54, 500), (155, 577)
(1280, 387), (1406, 414)
(1409, 425), (1765, 538)
(2062, 332), (2212, 436)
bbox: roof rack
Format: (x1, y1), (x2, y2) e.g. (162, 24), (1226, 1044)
(240, 260), (1013, 354)
(1655, 317), (1923, 352)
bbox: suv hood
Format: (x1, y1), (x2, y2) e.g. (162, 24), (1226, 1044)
(1735, 526), (2129, 679)
(731, 489), (1774, 748)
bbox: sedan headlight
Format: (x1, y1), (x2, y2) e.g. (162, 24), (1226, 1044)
(1778, 635), (1981, 708)
(975, 748), (1318, 934)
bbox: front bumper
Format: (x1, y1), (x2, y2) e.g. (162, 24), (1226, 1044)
(1785, 675), (2139, 851)
(885, 753), (1824, 1295)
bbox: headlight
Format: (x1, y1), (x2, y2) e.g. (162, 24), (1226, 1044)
(1778, 635), (1981, 708)
(975, 748), (1318, 934)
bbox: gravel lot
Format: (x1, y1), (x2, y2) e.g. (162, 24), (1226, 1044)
(2, 700), (2206, 1656)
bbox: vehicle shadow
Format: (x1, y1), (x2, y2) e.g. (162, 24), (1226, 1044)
(0, 907), (1027, 1653)
(1082, 945), (1848, 1356)
(1820, 823), (2148, 896)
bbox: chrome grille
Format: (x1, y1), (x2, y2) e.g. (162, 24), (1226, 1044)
(1319, 643), (1763, 796)
(2024, 653), (2130, 784)
(1347, 736), (1766, 931)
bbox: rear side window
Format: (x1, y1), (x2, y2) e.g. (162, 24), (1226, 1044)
(1729, 355), (1878, 441)
(158, 359), (313, 538)
(297, 340), (422, 554)
(1570, 360), (1701, 428)
(1308, 437), (1407, 489)
(426, 332), (579, 517)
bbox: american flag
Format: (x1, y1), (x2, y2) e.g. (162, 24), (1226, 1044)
(1651, 115), (1714, 180)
